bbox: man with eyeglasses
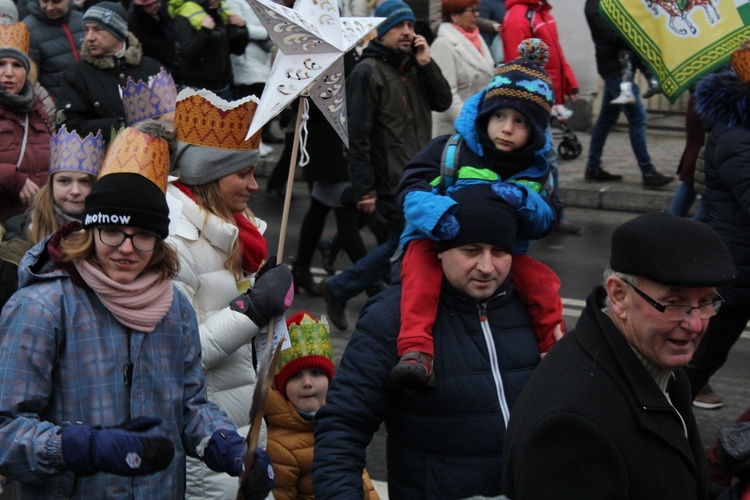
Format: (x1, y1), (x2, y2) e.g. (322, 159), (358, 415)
(503, 211), (737, 499)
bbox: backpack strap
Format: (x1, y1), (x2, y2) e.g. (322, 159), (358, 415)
(439, 133), (463, 194)
(526, 6), (535, 34)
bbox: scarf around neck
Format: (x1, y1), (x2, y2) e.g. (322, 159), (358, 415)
(74, 258), (173, 332)
(173, 180), (267, 274)
(454, 23), (483, 53)
(0, 82), (36, 114)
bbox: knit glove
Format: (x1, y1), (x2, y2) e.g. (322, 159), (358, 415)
(230, 262), (294, 328)
(203, 429), (274, 500)
(61, 417), (175, 477)
(492, 182), (527, 209)
(433, 212), (460, 240)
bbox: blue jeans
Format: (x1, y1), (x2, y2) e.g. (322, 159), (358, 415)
(587, 77), (654, 175)
(327, 229), (400, 303)
(669, 182), (706, 220)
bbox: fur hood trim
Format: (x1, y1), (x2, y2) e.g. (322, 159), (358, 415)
(82, 32), (143, 68)
(694, 69), (750, 130)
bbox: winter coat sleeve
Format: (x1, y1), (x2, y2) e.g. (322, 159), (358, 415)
(501, 6), (532, 63)
(430, 35), (464, 127)
(712, 128), (750, 218)
(346, 63), (378, 201)
(173, 15), (215, 63)
(169, 236), (262, 371)
(226, 24), (250, 55)
(57, 66), (123, 139)
(504, 412), (628, 499)
(396, 135), (446, 206)
(313, 297), (397, 498)
(417, 59), (452, 113)
(0, 288), (70, 481)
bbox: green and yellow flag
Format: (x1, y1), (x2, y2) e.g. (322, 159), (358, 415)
(601, 0), (750, 101)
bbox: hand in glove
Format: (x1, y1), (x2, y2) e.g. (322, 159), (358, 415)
(491, 182), (527, 209)
(61, 417), (175, 477)
(230, 262), (294, 327)
(203, 429), (274, 500)
(432, 211), (460, 240)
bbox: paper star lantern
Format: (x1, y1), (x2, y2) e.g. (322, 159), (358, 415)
(245, 0), (383, 147)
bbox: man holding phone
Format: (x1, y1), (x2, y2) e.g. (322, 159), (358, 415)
(319, 0), (451, 328)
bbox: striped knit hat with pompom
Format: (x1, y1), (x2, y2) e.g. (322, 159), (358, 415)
(477, 38), (554, 150)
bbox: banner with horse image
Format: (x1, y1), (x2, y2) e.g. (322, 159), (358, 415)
(600, 0), (750, 102)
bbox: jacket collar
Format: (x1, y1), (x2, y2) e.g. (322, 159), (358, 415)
(362, 39), (413, 71)
(81, 32), (143, 69)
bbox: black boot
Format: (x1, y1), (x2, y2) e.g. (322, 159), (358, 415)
(292, 264), (321, 296)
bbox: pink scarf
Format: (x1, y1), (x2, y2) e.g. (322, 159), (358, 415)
(454, 23), (483, 53)
(74, 259), (173, 332)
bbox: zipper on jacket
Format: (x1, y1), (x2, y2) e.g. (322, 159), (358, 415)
(478, 300), (511, 426)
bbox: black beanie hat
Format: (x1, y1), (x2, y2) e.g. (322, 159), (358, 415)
(437, 184), (518, 254)
(610, 211), (736, 287)
(83, 173), (170, 239)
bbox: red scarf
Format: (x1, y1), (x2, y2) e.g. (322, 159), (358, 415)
(454, 23), (483, 54)
(173, 181), (267, 274)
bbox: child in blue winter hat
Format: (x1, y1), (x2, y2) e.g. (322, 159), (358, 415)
(392, 38), (566, 388)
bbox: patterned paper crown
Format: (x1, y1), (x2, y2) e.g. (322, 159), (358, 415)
(731, 43), (750, 83)
(174, 88), (262, 150)
(0, 22), (29, 54)
(99, 127), (169, 193)
(122, 69), (177, 125)
(50, 126), (105, 177)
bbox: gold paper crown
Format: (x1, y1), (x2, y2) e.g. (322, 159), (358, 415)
(50, 126), (105, 177)
(122, 69), (177, 125)
(100, 127), (169, 193)
(174, 89), (261, 150)
(0, 23), (30, 54)
(276, 313), (334, 375)
(731, 42), (750, 83)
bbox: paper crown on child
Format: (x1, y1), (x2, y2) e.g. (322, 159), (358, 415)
(478, 38), (554, 151)
(274, 312), (336, 397)
(49, 126), (105, 177)
(731, 40), (750, 83)
(172, 88), (263, 185)
(0, 22), (30, 72)
(122, 69), (177, 125)
(83, 127), (170, 238)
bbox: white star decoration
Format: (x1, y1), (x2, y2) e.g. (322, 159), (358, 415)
(244, 0), (384, 147)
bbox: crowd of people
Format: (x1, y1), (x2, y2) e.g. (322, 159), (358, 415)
(0, 0), (749, 497)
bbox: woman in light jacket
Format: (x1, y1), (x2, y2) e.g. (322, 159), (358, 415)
(430, 0), (495, 137)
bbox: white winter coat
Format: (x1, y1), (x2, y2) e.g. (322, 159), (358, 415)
(225, 0), (271, 86)
(166, 183), (268, 499)
(430, 22), (495, 137)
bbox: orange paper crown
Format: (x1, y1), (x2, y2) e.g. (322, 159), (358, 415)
(174, 89), (262, 151)
(731, 44), (750, 83)
(0, 22), (30, 54)
(100, 127), (169, 193)
(122, 69), (177, 125)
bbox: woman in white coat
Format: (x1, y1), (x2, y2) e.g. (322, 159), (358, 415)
(430, 0), (495, 137)
(166, 88), (293, 499)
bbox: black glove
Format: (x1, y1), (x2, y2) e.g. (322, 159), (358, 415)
(203, 429), (274, 500)
(230, 263), (293, 327)
(61, 417), (175, 477)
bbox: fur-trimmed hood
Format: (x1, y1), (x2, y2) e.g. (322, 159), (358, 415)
(694, 68), (750, 130)
(82, 32), (143, 69)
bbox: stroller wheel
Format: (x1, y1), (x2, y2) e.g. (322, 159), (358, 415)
(558, 141), (578, 160)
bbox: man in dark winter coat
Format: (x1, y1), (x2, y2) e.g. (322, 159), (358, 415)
(503, 211), (737, 499)
(314, 185), (541, 498)
(22, 0), (84, 103)
(318, 0), (451, 330)
(56, 2), (162, 141)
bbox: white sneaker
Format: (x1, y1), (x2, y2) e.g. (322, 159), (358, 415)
(611, 92), (636, 105)
(552, 104), (574, 120)
(260, 141), (273, 158)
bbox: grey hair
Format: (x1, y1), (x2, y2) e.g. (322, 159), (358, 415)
(602, 267), (639, 308)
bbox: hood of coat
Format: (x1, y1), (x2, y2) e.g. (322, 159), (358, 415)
(505, 0), (550, 11)
(694, 68), (750, 131)
(81, 31), (143, 68)
(17, 221), (83, 290)
(26, 0), (74, 25)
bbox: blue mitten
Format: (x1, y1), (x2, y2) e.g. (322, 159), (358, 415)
(229, 263), (294, 327)
(61, 417), (175, 477)
(203, 429), (274, 500)
(433, 212), (460, 240)
(491, 182), (527, 209)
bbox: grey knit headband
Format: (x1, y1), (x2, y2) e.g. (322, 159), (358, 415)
(172, 142), (260, 185)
